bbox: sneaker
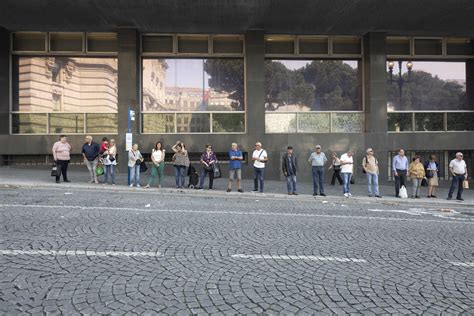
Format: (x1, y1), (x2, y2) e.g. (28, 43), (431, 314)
(137, 184), (141, 188)
(129, 184), (133, 187)
(238, 189), (244, 193)
(145, 185), (150, 188)
(313, 193), (318, 196)
(344, 193), (349, 198)
(196, 187), (203, 190)
(252, 189), (258, 192)
(375, 195), (382, 198)
(368, 194), (373, 197)
(348, 193), (352, 197)
(94, 180), (99, 184)
(292, 192), (298, 196)
(320, 193), (326, 197)
(457, 197), (464, 201)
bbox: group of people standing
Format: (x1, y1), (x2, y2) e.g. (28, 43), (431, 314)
(51, 136), (468, 201)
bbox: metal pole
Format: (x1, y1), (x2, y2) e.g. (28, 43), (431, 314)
(127, 106), (131, 185)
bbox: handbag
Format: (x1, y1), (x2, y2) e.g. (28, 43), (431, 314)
(140, 161), (148, 173)
(96, 165), (104, 176)
(426, 170), (434, 179)
(463, 180), (469, 189)
(51, 163), (58, 177)
(212, 162), (222, 179)
(421, 178), (428, 186)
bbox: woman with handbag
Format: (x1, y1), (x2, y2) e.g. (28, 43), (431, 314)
(408, 156), (426, 198)
(128, 143), (144, 188)
(197, 144), (217, 190)
(52, 135), (72, 183)
(171, 141), (189, 189)
(103, 139), (117, 185)
(424, 154), (439, 198)
(146, 141), (165, 189)
(329, 152), (343, 185)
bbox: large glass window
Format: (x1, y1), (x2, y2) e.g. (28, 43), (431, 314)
(264, 59), (363, 133)
(387, 61), (469, 111)
(265, 60), (362, 112)
(12, 56), (118, 134)
(141, 58), (245, 133)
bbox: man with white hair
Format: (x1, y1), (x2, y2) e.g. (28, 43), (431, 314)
(227, 143), (243, 193)
(447, 152), (468, 201)
(362, 148), (381, 198)
(81, 135), (100, 184)
(252, 142), (267, 193)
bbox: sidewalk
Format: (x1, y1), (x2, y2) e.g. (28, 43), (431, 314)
(1, 166), (473, 208)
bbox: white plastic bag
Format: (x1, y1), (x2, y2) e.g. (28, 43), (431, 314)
(399, 185), (408, 199)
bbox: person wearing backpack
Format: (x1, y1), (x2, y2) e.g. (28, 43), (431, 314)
(362, 148), (381, 198)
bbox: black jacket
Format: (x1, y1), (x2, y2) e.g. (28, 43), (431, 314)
(282, 153), (298, 176)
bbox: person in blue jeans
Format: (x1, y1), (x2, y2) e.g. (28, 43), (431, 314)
(282, 146), (298, 195)
(340, 150), (354, 198)
(308, 145), (327, 196)
(172, 141), (189, 189)
(447, 152), (468, 201)
(128, 143), (143, 188)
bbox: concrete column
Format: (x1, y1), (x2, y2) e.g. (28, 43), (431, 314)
(245, 30), (265, 141)
(363, 32), (389, 182)
(0, 27), (9, 135)
(244, 30), (266, 178)
(117, 28), (139, 155)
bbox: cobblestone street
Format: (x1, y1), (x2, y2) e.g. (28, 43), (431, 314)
(0, 178), (473, 314)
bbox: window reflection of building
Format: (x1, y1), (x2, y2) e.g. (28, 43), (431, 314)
(15, 57), (118, 113)
(142, 59), (240, 112)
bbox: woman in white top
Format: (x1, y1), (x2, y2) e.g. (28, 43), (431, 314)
(103, 139), (117, 185)
(128, 143), (144, 187)
(146, 141), (165, 188)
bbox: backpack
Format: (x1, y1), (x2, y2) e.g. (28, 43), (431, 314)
(362, 156), (378, 174)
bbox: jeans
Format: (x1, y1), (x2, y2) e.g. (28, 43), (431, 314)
(311, 166), (325, 194)
(366, 172), (379, 196)
(286, 175), (297, 193)
(342, 172), (352, 194)
(394, 169), (407, 197)
(85, 159), (98, 182)
(253, 167), (265, 192)
(448, 175), (465, 199)
(174, 165), (186, 188)
(331, 168), (343, 185)
(104, 164), (116, 184)
(148, 163), (164, 187)
(199, 169), (214, 189)
(55, 159), (70, 181)
(412, 178), (422, 197)
(129, 165), (140, 186)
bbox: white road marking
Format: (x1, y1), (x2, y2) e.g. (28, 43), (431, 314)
(231, 254), (367, 263)
(0, 204), (472, 224)
(449, 261), (474, 267)
(0, 249), (161, 257)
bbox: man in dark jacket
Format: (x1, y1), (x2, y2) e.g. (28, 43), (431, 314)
(282, 146), (298, 195)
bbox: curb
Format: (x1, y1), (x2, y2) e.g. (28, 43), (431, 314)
(2, 182), (473, 208)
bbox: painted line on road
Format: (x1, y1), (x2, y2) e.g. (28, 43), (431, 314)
(0, 204), (472, 225)
(449, 261), (474, 267)
(0, 249), (161, 257)
(231, 254), (367, 263)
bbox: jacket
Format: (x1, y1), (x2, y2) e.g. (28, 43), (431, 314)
(282, 153), (298, 176)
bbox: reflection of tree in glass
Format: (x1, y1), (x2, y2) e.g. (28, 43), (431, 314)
(387, 70), (467, 111)
(203, 59), (244, 111)
(265, 60), (359, 111)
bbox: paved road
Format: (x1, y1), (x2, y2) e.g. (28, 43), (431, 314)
(0, 185), (473, 314)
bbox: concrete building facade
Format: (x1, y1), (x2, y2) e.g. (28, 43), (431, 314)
(0, 1), (473, 183)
